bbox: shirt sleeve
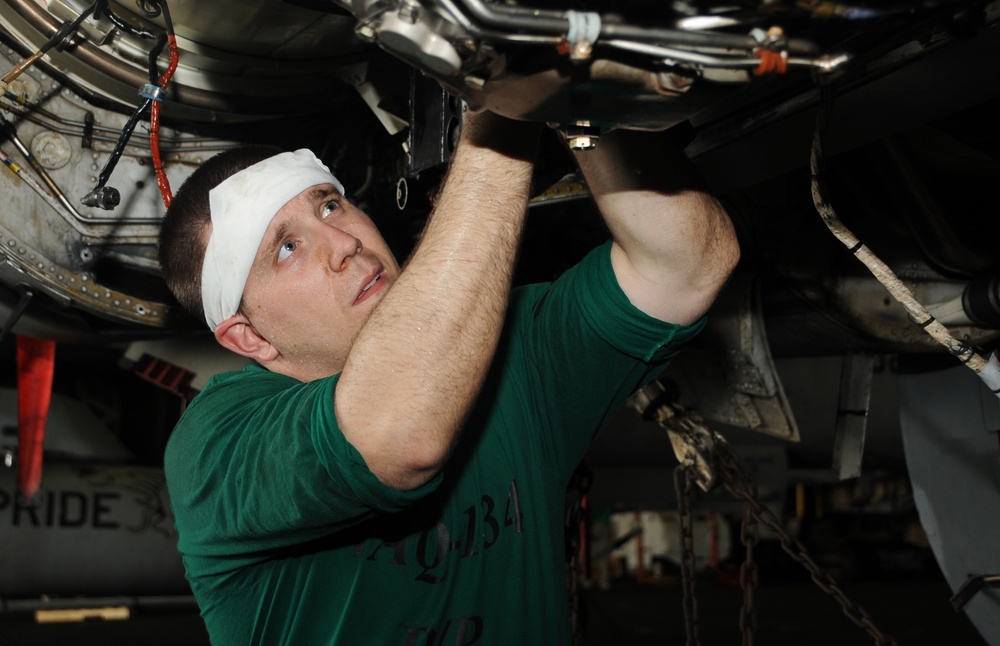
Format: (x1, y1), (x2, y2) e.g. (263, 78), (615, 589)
(165, 364), (441, 565)
(500, 240), (705, 476)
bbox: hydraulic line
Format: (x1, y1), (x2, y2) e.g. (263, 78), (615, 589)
(602, 39), (762, 69)
(0, 93), (158, 228)
(0, 91), (228, 152)
(446, 0), (816, 53)
(0, 148), (66, 211)
(0, 113), (97, 224)
(603, 39), (846, 73)
(0, 0), (97, 91)
(809, 87), (1000, 396)
(0, 133), (149, 230)
(4, 0), (233, 113)
(453, 0), (567, 34)
(0, 147), (67, 216)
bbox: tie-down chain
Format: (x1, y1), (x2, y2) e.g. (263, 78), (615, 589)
(630, 379), (900, 646)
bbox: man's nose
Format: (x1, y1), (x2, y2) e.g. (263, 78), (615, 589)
(326, 226), (362, 272)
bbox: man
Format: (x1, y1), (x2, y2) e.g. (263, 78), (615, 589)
(158, 109), (738, 645)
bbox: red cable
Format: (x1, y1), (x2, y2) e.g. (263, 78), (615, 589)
(150, 33), (178, 209)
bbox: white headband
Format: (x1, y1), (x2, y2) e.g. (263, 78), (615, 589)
(201, 148), (345, 331)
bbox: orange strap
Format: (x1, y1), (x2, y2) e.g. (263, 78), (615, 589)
(753, 49), (789, 76)
(17, 335), (55, 497)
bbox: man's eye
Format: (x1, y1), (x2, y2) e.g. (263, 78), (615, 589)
(321, 200), (340, 219)
(278, 240), (297, 261)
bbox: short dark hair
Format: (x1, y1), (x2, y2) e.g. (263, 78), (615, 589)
(158, 145), (284, 324)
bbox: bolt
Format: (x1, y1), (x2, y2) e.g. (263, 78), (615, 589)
(656, 71), (695, 95)
(570, 40), (593, 61)
(567, 135), (597, 150)
(398, 0), (419, 24)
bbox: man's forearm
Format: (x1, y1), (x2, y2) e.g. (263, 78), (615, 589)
(572, 128), (739, 325)
(336, 112), (540, 489)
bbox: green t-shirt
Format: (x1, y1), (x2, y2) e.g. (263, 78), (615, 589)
(165, 242), (705, 645)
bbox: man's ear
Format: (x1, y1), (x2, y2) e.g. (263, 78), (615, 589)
(214, 313), (279, 363)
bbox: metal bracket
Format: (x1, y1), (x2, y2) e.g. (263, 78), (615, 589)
(951, 573), (1000, 612)
(0, 288), (33, 346)
(831, 352), (875, 480)
(661, 274), (800, 442)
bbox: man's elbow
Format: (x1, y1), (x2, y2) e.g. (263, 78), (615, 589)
(699, 200), (741, 291)
(716, 221), (741, 285)
(670, 213), (741, 323)
(362, 430), (452, 492)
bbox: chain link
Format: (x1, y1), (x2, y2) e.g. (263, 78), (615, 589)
(711, 441), (900, 646)
(637, 379), (898, 645)
(738, 500), (759, 644)
(675, 463), (702, 646)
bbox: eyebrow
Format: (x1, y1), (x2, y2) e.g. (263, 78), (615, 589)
(258, 219), (291, 267)
(309, 185), (339, 201)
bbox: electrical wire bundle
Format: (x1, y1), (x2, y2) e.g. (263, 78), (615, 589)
(81, 0), (178, 210)
(0, 0), (179, 211)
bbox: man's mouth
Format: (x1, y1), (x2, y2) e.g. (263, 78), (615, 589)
(356, 272), (382, 302)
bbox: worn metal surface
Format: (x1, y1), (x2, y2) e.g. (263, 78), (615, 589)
(898, 361), (1000, 645)
(0, 37), (226, 331)
(664, 275), (800, 441)
(831, 352), (875, 480)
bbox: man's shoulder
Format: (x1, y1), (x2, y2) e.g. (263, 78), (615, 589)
(182, 365), (339, 428)
(195, 362), (299, 402)
(168, 365), (301, 451)
(506, 241), (616, 320)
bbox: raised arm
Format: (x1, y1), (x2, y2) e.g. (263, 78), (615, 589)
(335, 111), (541, 490)
(571, 128), (739, 325)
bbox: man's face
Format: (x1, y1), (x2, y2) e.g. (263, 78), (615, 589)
(238, 183), (400, 380)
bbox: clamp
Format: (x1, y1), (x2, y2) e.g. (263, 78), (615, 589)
(630, 378), (725, 491)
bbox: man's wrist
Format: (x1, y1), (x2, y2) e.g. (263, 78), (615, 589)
(459, 110), (543, 162)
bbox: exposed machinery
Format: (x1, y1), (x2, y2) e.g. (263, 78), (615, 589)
(0, 0), (998, 642)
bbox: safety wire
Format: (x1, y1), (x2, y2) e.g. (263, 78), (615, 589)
(810, 85), (1000, 395)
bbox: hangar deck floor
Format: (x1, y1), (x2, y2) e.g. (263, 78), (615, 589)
(580, 574), (986, 645)
(0, 572), (985, 645)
